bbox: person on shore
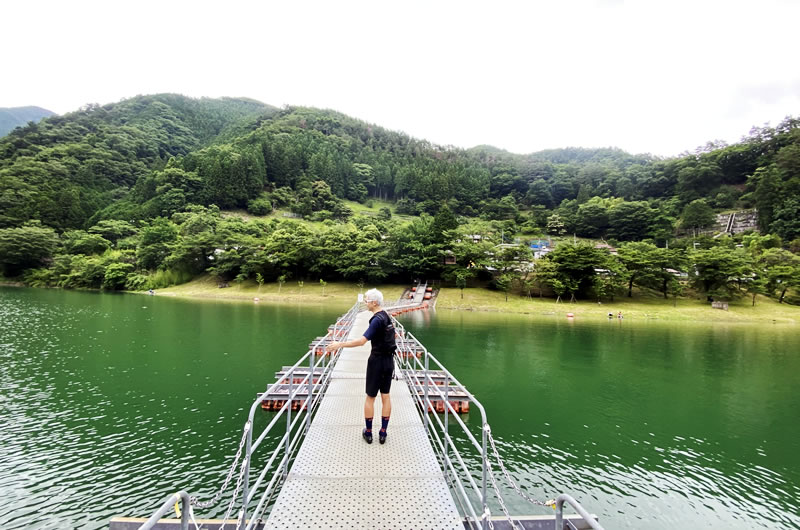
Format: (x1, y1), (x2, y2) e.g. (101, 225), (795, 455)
(326, 288), (396, 444)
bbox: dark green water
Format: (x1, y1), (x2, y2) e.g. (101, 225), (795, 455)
(1, 287), (798, 529)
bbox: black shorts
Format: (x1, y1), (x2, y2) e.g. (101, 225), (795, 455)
(365, 354), (394, 397)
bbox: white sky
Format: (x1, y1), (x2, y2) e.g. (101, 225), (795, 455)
(3, 0), (799, 157)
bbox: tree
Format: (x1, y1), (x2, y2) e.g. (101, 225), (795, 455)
(495, 273), (512, 301)
(137, 217), (178, 270)
(256, 272), (264, 292)
(247, 196), (272, 216)
(681, 199), (715, 231)
(690, 247), (751, 298)
(547, 242), (609, 298)
(607, 201), (657, 241)
(574, 201), (609, 238)
(319, 278), (327, 296)
(752, 166), (780, 231)
(431, 203), (458, 243)
(531, 258), (558, 298)
(746, 274), (769, 306)
(759, 248), (800, 303)
(62, 230), (111, 255)
(278, 274), (287, 293)
(88, 220), (137, 245)
(770, 198), (800, 242)
(0, 224), (59, 275)
(546, 214), (566, 236)
(455, 269), (470, 299)
(377, 207), (392, 221)
(103, 262), (134, 290)
(617, 242), (657, 297)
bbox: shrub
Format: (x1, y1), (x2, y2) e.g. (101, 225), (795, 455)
(247, 197), (272, 216)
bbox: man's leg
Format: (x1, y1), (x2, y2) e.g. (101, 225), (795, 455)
(380, 392), (391, 417)
(364, 395), (376, 419)
(379, 392), (391, 444)
(363, 395), (375, 443)
(378, 356), (393, 444)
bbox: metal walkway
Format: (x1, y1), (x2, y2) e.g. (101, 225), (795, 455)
(264, 310), (462, 529)
(129, 300), (605, 530)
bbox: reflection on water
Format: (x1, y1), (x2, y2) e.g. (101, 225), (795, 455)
(0, 287), (341, 529)
(403, 309), (800, 529)
(1, 287), (798, 529)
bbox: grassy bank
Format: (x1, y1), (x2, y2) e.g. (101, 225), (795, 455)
(149, 276), (800, 324)
(435, 287), (800, 323)
(152, 275), (405, 310)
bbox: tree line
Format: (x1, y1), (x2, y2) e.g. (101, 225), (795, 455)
(0, 94), (799, 303)
(1, 203), (798, 305)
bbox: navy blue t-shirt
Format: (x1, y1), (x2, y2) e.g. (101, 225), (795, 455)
(363, 316), (383, 342)
(363, 310), (396, 356)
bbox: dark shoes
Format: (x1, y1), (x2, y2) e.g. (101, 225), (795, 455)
(362, 429), (387, 444)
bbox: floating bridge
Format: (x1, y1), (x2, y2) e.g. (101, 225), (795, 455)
(113, 285), (603, 530)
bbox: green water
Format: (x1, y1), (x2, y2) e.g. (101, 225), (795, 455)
(1, 287), (798, 529)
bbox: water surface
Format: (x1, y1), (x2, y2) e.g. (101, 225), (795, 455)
(1, 287), (798, 529)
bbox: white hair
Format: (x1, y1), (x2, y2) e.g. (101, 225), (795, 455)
(364, 288), (383, 305)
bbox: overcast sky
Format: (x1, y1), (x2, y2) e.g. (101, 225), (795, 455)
(3, 0), (799, 157)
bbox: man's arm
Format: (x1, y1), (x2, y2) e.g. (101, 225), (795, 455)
(325, 335), (367, 352)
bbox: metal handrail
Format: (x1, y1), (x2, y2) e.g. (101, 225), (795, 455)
(555, 494), (604, 530)
(137, 303), (360, 530)
(390, 316), (491, 529)
(139, 301), (603, 530)
(242, 302), (361, 529)
(138, 491), (190, 530)
(389, 314), (604, 530)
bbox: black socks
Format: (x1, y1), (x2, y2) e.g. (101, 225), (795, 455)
(380, 416), (389, 435)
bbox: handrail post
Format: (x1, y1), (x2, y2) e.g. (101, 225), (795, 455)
(285, 367), (293, 478)
(554, 494), (605, 530)
(138, 491), (191, 530)
(423, 351), (429, 434)
(242, 420), (252, 522)
(444, 373), (449, 464)
(482, 422), (488, 530)
(306, 348), (314, 434)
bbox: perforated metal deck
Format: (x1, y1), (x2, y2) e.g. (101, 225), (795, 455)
(265, 310), (463, 529)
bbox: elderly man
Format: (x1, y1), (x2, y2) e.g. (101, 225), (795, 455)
(326, 288), (396, 444)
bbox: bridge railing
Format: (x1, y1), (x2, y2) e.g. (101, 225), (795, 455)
(390, 315), (493, 529)
(137, 302), (361, 530)
(238, 302), (361, 529)
(390, 314), (605, 530)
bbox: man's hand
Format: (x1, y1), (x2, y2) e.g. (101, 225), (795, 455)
(325, 342), (341, 352)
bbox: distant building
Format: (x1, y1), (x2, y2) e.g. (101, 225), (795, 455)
(529, 239), (553, 259)
(665, 268), (689, 282)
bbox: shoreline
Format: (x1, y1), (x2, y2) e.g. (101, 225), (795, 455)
(5, 277), (797, 324)
(146, 277), (800, 325)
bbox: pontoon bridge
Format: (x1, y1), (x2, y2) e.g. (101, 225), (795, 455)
(112, 289), (604, 530)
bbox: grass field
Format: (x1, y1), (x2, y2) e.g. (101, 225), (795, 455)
(151, 276), (800, 324)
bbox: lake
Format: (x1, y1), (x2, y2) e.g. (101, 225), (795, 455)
(1, 287), (798, 529)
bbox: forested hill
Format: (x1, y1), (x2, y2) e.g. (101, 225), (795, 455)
(0, 93), (799, 302)
(2, 94), (798, 239)
(0, 106), (56, 137)
(0, 94), (277, 229)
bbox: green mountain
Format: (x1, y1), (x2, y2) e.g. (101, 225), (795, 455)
(0, 94), (277, 229)
(0, 93), (798, 240)
(0, 106), (56, 137)
(0, 93), (798, 302)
